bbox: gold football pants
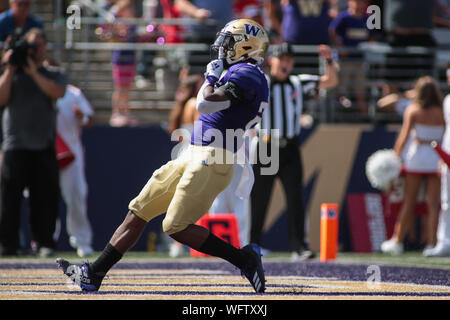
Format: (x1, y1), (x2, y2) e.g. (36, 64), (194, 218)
(129, 145), (234, 234)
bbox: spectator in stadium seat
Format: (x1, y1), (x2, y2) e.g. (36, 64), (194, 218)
(108, 0), (139, 127)
(384, 0), (436, 47)
(174, 0), (232, 44)
(267, 0), (338, 45)
(381, 76), (444, 255)
(160, 0), (185, 44)
(0, 0), (43, 42)
(0, 28), (66, 257)
(263, 0), (282, 42)
(134, 0), (161, 90)
(233, 0), (264, 26)
(329, 0), (371, 115)
(55, 84), (95, 258)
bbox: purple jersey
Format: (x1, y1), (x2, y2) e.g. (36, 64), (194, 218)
(191, 63), (269, 152)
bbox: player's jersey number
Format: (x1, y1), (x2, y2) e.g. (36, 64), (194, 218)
(245, 101), (268, 130)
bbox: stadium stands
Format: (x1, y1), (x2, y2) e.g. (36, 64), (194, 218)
(30, 0), (450, 126)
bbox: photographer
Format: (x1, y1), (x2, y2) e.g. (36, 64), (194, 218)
(0, 28), (66, 257)
(0, 0), (44, 42)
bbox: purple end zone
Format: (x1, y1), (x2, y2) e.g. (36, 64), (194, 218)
(1, 260), (449, 287)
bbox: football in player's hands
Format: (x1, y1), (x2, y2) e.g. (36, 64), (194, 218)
(205, 59), (224, 85)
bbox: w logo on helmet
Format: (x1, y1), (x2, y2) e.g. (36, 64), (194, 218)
(244, 24), (260, 36)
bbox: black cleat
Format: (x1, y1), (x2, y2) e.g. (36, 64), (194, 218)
(56, 258), (104, 292)
(240, 244), (266, 293)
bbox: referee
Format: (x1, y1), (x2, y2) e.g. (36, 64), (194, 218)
(250, 43), (338, 260)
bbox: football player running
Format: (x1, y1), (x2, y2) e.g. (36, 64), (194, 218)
(56, 19), (270, 294)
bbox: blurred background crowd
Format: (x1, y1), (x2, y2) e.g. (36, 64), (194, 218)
(1, 0), (448, 126)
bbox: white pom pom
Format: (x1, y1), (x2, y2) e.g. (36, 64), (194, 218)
(366, 149), (402, 191)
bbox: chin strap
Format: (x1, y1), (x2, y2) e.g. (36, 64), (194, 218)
(218, 47), (225, 60)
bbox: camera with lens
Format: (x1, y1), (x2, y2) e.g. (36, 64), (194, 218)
(3, 35), (37, 69)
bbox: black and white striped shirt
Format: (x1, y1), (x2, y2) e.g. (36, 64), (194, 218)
(260, 74), (320, 140)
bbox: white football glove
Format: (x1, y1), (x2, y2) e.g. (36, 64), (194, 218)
(204, 59), (224, 85)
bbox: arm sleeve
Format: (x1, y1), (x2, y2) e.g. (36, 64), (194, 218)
(196, 80), (231, 114)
